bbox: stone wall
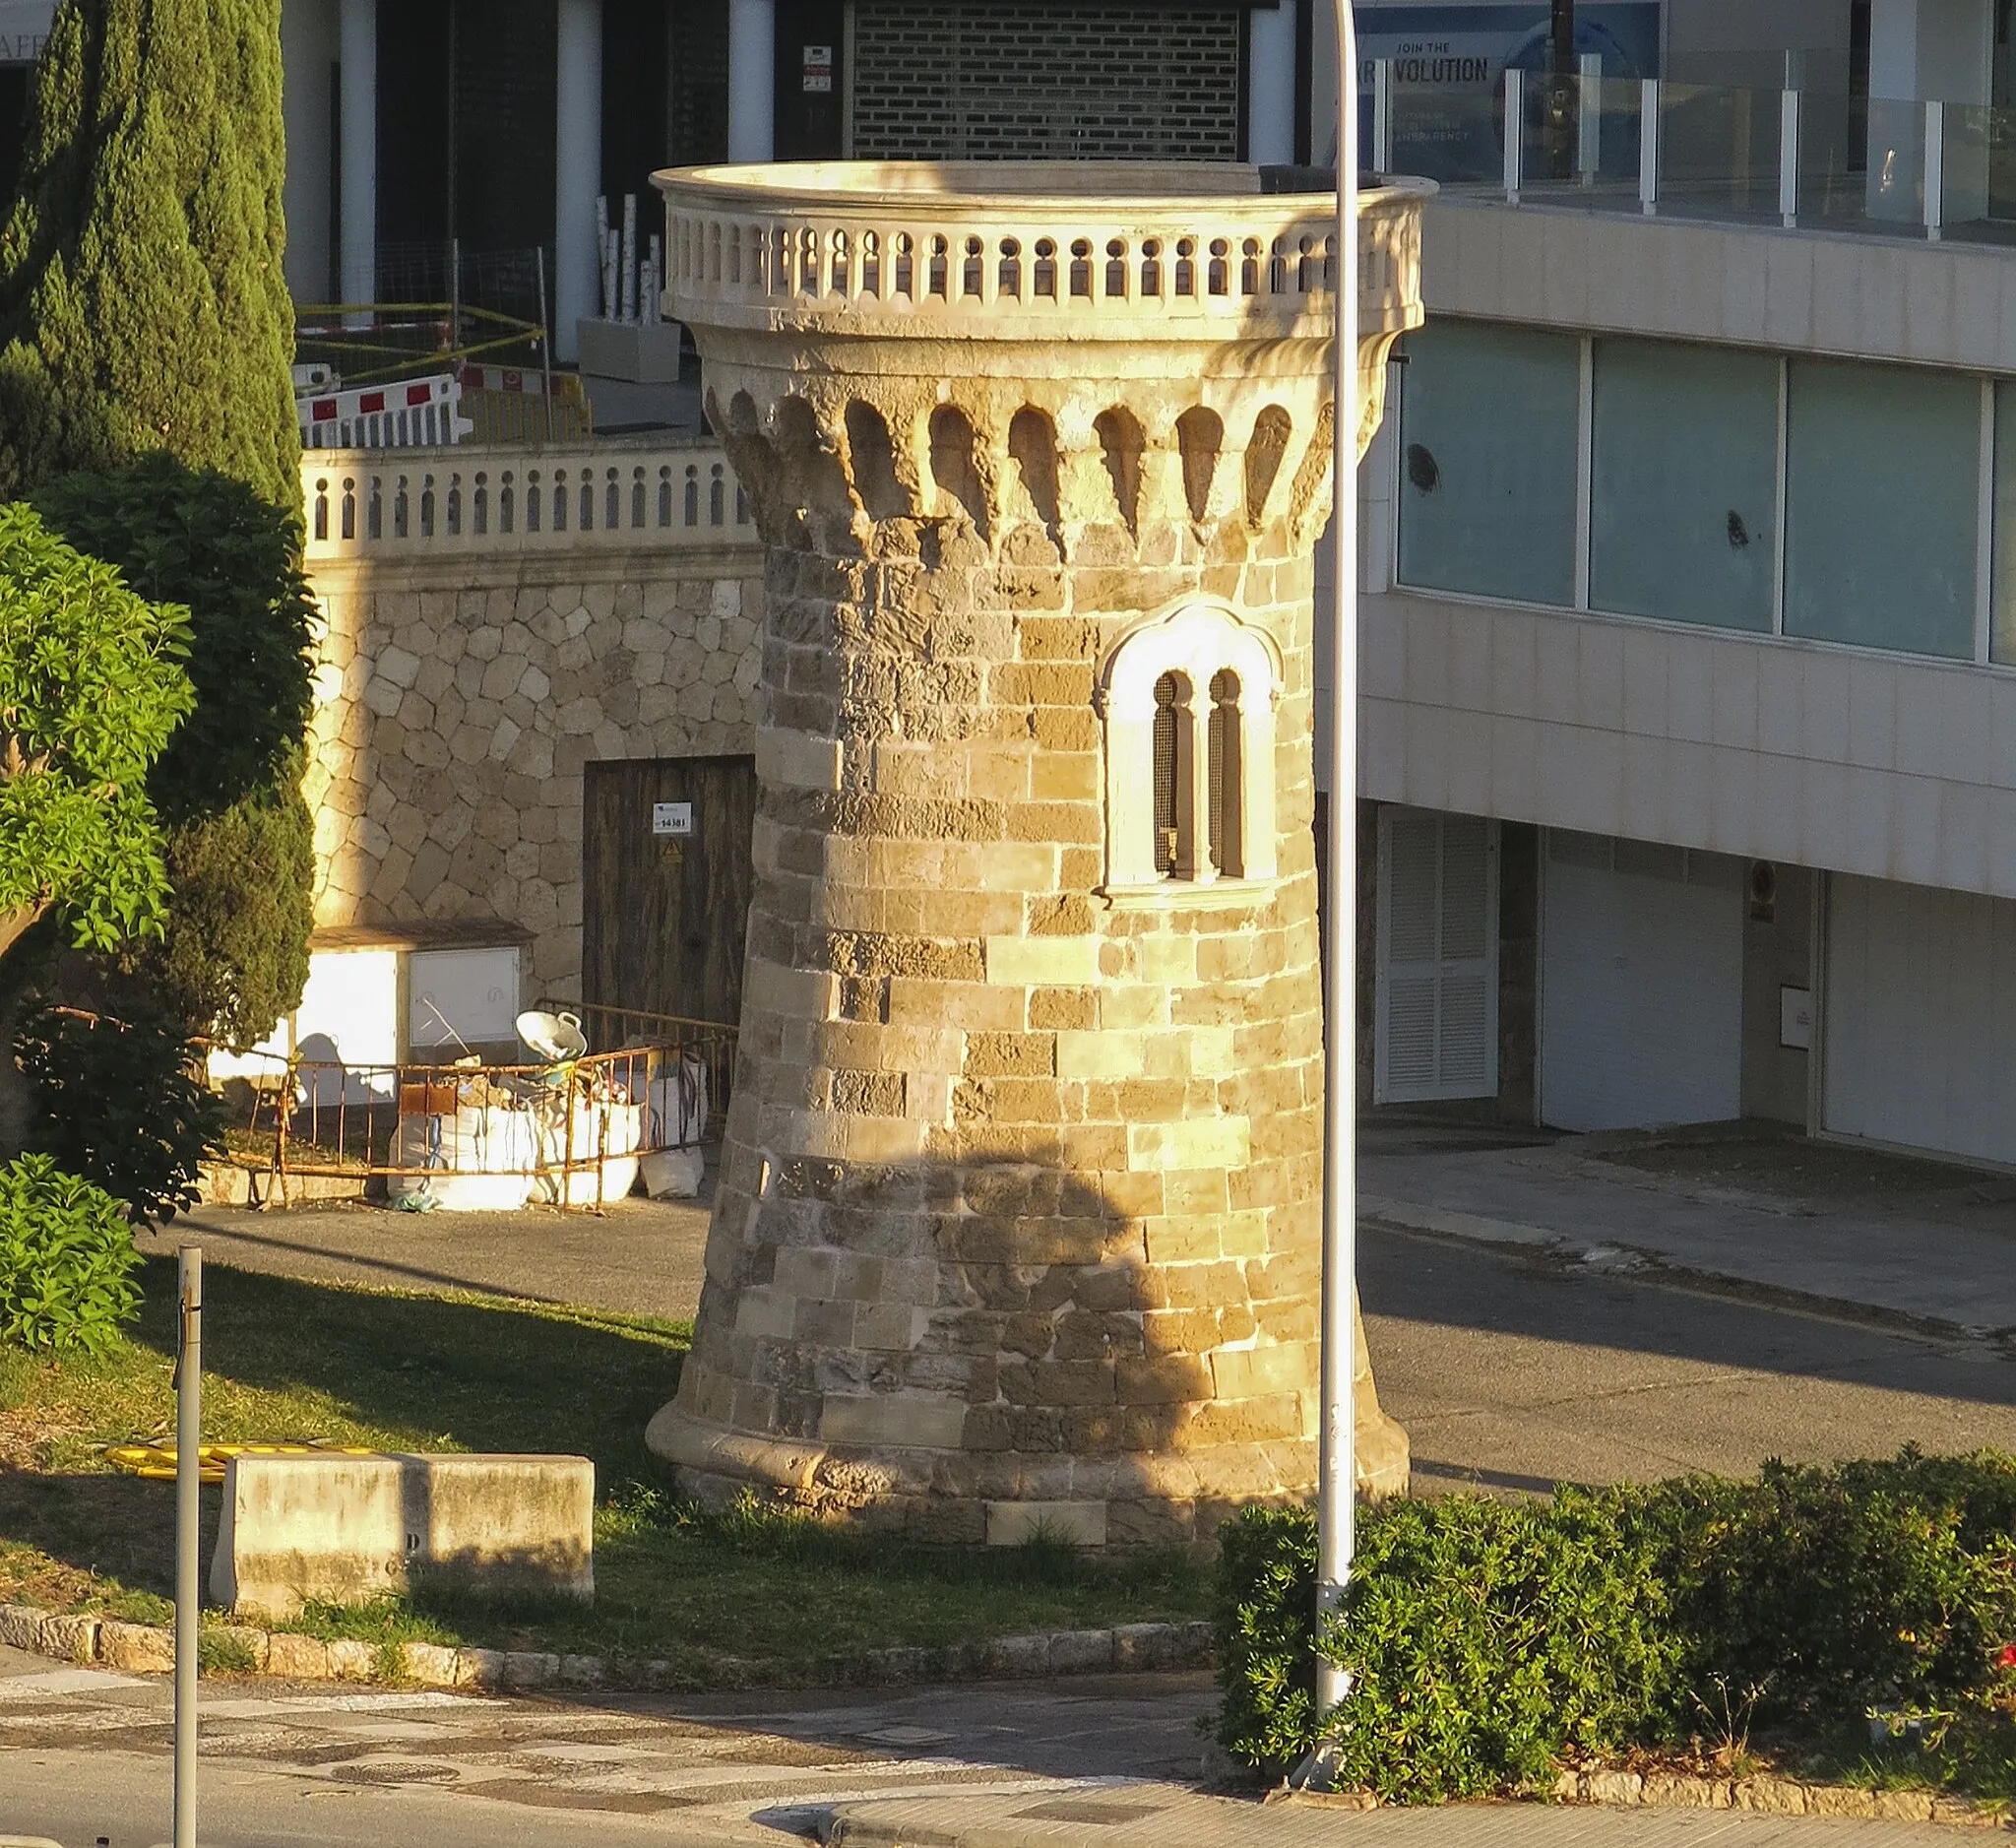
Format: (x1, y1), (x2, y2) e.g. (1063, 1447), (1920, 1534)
(303, 546), (764, 998)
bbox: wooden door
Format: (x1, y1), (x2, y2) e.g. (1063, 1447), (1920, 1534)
(582, 755), (756, 1035)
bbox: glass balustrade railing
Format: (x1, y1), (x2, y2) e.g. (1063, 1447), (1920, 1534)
(1364, 62), (2016, 244)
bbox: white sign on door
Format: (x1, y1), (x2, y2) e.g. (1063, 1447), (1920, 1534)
(653, 800), (695, 837)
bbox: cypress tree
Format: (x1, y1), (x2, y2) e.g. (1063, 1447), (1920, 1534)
(0, 2), (312, 1047)
(0, 0), (298, 509)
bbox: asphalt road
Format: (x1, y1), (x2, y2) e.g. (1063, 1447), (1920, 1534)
(1361, 1224), (2016, 1494)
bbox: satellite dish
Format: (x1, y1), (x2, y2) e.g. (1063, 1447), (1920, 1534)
(516, 1009), (588, 1061)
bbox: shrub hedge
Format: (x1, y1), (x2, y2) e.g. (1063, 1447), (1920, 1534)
(0, 1152), (143, 1357)
(1215, 1451), (2016, 1799)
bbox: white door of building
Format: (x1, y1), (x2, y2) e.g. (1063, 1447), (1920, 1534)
(1539, 832), (1742, 1132)
(1824, 875), (2016, 1165)
(1375, 807), (1499, 1102)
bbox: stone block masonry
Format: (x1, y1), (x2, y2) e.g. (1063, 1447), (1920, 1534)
(645, 159), (1433, 1546)
(303, 542), (763, 1000)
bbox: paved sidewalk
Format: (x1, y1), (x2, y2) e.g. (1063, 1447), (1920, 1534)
(827, 1786), (1965, 1848)
(141, 1187), (713, 1322)
(1361, 1121), (2016, 1337)
(0, 1643), (1208, 1848)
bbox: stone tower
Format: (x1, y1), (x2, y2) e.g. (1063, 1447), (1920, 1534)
(646, 160), (1430, 1547)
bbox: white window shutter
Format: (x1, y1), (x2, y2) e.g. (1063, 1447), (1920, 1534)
(1375, 808), (1500, 1103)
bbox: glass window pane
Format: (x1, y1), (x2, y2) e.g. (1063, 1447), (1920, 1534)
(1589, 340), (1779, 631)
(1986, 383), (2016, 664)
(1784, 358), (1979, 660)
(1397, 320), (1580, 605)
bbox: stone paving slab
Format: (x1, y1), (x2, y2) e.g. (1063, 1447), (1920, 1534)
(826, 1786), (1970, 1848)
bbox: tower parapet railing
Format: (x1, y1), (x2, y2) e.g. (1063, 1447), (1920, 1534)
(299, 433), (757, 565)
(661, 159), (1424, 342)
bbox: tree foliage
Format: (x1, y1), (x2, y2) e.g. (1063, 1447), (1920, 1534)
(15, 999), (225, 1224)
(32, 458), (318, 1044)
(0, 501), (191, 964)
(33, 455), (315, 822)
(146, 757), (314, 1046)
(0, 0), (298, 508)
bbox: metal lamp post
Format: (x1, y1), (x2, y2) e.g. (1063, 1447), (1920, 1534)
(1314, 0), (1361, 1769)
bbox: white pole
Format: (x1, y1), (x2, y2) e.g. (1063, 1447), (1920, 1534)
(727, 0), (778, 162)
(338, 0), (377, 320)
(1312, 0), (1359, 1780)
(555, 0), (604, 361)
(172, 1244), (203, 1848)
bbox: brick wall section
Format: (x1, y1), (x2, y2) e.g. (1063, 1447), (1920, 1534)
(850, 2), (1242, 160)
(303, 550), (764, 997)
(655, 360), (1411, 1547)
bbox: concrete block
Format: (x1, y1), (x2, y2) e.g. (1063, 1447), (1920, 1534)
(454, 1647), (508, 1689)
(39, 1615), (96, 1665)
(502, 1650), (560, 1689)
(401, 1641), (461, 1687)
(264, 1631), (332, 1680)
(327, 1639), (378, 1682)
(1046, 1627), (1116, 1673)
(97, 1621), (174, 1674)
(978, 1632), (1050, 1678)
(1112, 1622), (1176, 1669)
(0, 1607), (43, 1652)
(213, 1452), (595, 1619)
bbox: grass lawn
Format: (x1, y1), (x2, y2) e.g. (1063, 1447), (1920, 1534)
(0, 1255), (1207, 1682)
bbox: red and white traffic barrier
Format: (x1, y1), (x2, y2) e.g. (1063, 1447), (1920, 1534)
(298, 373), (473, 451)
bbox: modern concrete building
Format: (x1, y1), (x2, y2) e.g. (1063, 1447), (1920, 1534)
(0, 0), (1312, 359)
(1348, 0), (2016, 1169)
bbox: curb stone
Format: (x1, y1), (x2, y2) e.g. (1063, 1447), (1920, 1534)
(1283, 1773), (2010, 1830)
(1544, 1766), (2008, 1828)
(0, 1602), (1212, 1692)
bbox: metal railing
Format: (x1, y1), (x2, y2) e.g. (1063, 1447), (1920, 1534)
(220, 1012), (735, 1211)
(1368, 59), (2016, 244)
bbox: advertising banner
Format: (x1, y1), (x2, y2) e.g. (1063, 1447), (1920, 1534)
(0, 1), (53, 65)
(1358, 1), (1662, 181)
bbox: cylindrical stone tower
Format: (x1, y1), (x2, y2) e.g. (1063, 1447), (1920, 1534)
(647, 161), (1430, 1548)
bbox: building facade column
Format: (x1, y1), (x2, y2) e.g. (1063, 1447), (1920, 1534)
(555, 0), (603, 360)
(338, 0), (376, 306)
(1246, 0), (1297, 167)
(727, 0), (776, 162)
(282, 0), (339, 301)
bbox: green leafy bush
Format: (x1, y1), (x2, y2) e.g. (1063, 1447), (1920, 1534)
(1215, 1451), (2016, 1799)
(15, 1002), (226, 1224)
(0, 501), (193, 965)
(1643, 1458), (2016, 1729)
(1217, 1495), (1679, 1797)
(0, 1152), (143, 1356)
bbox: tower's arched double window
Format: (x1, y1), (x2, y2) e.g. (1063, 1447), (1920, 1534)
(1101, 602), (1281, 894)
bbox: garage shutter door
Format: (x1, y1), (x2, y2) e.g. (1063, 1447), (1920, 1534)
(1376, 808), (1499, 1102)
(1539, 831), (1742, 1132)
(1825, 875), (2016, 1165)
